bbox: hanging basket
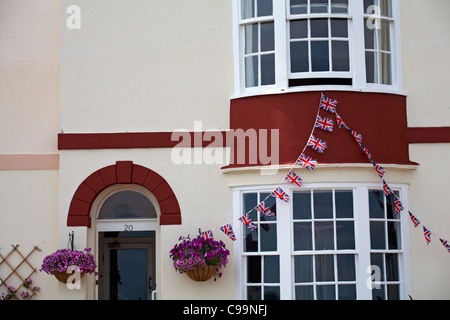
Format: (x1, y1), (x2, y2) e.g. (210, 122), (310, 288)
(52, 270), (85, 284)
(186, 265), (217, 281)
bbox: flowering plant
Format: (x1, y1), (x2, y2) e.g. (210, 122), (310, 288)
(40, 248), (98, 276)
(0, 277), (40, 300)
(169, 235), (230, 279)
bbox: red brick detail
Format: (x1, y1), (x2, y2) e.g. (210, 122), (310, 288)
(67, 161), (181, 227)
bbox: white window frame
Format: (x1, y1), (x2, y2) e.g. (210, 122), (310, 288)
(232, 0), (404, 97)
(233, 182), (412, 300)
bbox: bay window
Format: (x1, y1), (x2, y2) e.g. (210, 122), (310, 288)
(233, 183), (411, 300)
(233, 0), (402, 94)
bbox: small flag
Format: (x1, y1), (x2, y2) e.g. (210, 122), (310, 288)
(335, 112), (349, 129)
(271, 186), (291, 203)
(307, 135), (327, 153)
(296, 153), (318, 171)
(239, 213), (257, 231)
(359, 143), (372, 160)
(423, 226), (432, 245)
(202, 230), (214, 240)
(394, 195), (404, 215)
(409, 211), (421, 228)
(284, 171), (303, 187)
(255, 201), (274, 217)
(319, 93), (337, 114)
(220, 224), (236, 241)
(349, 130), (363, 143)
(439, 238), (450, 253)
(315, 115), (334, 132)
(372, 162), (386, 179)
(382, 180), (393, 197)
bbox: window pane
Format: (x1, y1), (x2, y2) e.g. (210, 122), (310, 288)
(331, 19), (348, 38)
(378, 20), (391, 51)
(331, 0), (348, 13)
(311, 41), (330, 71)
(311, 19), (329, 38)
(293, 191), (312, 219)
(290, 0), (308, 15)
(311, 0), (328, 13)
(385, 253), (399, 281)
(244, 227), (258, 252)
(335, 190), (353, 218)
(294, 255), (313, 283)
(315, 221), (334, 250)
(364, 19), (376, 50)
(336, 221), (355, 250)
(247, 256), (261, 283)
(372, 285), (385, 300)
(371, 253), (385, 281)
(264, 286), (280, 300)
(387, 285), (399, 300)
(317, 285), (335, 300)
(315, 255), (334, 282)
(245, 24), (258, 54)
(363, 0), (375, 13)
(380, 0), (393, 18)
(370, 221), (386, 249)
(290, 41), (309, 72)
(387, 221), (401, 250)
(261, 54), (275, 86)
(313, 190), (333, 219)
(261, 192), (277, 221)
(338, 284), (356, 300)
(290, 20), (308, 39)
(98, 190), (157, 219)
(365, 51), (378, 83)
(369, 190), (384, 218)
(260, 222), (277, 251)
(264, 256), (280, 283)
(247, 286), (261, 300)
(386, 193), (397, 219)
(332, 40), (349, 71)
(295, 286), (314, 300)
(243, 193), (257, 219)
(294, 222), (313, 251)
(261, 22), (274, 51)
(241, 0), (255, 19)
(337, 254), (356, 281)
(380, 52), (392, 85)
(257, 0), (273, 17)
(245, 55), (258, 88)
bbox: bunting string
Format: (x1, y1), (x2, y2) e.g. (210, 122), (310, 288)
(199, 93), (450, 255)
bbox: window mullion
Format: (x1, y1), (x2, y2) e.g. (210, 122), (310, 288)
(278, 189), (293, 299)
(273, 0), (288, 90)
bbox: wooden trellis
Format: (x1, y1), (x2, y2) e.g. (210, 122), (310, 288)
(0, 244), (41, 300)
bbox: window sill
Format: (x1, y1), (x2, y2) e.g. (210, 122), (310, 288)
(231, 85), (407, 100)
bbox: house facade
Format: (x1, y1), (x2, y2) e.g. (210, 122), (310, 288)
(1, 0), (449, 300)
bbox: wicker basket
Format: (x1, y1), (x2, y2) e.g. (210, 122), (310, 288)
(186, 265), (217, 281)
(52, 270), (85, 284)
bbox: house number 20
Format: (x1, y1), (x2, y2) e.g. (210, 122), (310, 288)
(124, 224), (134, 232)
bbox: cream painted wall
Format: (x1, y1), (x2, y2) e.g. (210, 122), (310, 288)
(60, 0), (234, 133)
(58, 149), (234, 299)
(0, 0), (60, 154)
(400, 0), (450, 127)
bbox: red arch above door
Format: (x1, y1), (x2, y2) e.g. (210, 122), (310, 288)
(67, 161), (182, 227)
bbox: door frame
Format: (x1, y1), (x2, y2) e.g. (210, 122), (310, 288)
(92, 184), (161, 300)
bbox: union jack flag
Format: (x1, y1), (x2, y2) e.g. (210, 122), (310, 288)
(256, 201), (274, 217)
(284, 171), (303, 187)
(349, 130), (363, 143)
(296, 153), (318, 171)
(270, 186), (291, 203)
(202, 230), (214, 240)
(220, 223), (236, 241)
(359, 143), (372, 160)
(239, 213), (257, 231)
(394, 195), (404, 215)
(409, 211), (421, 228)
(439, 238), (450, 253)
(307, 135), (327, 153)
(382, 180), (393, 197)
(372, 162), (386, 179)
(319, 93), (337, 114)
(423, 226), (432, 245)
(335, 112), (349, 129)
(315, 115), (334, 132)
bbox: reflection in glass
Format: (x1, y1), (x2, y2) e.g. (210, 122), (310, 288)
(98, 191), (157, 220)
